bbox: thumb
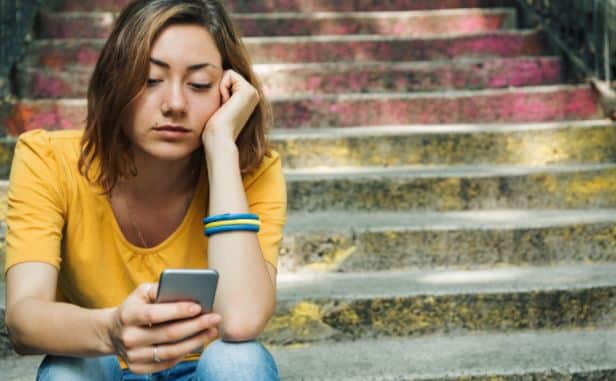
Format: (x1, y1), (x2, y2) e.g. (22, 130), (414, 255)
(141, 282), (159, 304)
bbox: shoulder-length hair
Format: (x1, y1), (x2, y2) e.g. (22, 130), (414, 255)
(78, 0), (272, 194)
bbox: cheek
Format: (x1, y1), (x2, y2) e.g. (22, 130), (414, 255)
(193, 92), (221, 124)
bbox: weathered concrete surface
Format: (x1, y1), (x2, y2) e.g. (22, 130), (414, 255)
(255, 57), (562, 96)
(245, 32), (544, 64)
(279, 209), (616, 272)
(1, 86), (602, 134)
(38, 9), (516, 39)
(261, 264), (616, 345)
(269, 329), (616, 380)
(50, 0), (515, 13)
(17, 56), (562, 98)
(222, 9), (517, 37)
(270, 86), (601, 128)
(285, 164), (616, 212)
(24, 31), (543, 69)
(3, 328), (614, 380)
(271, 121), (616, 168)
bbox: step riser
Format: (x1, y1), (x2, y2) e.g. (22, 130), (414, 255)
(272, 124), (616, 168)
(3, 124), (614, 176)
(272, 88), (600, 128)
(51, 0), (514, 12)
(39, 11), (515, 39)
(17, 57), (563, 98)
(261, 287), (615, 345)
(287, 168), (616, 212)
(25, 33), (543, 69)
(259, 57), (562, 96)
(1, 88), (601, 134)
(280, 222), (616, 272)
(247, 33), (543, 63)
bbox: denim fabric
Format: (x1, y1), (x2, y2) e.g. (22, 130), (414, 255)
(36, 340), (280, 381)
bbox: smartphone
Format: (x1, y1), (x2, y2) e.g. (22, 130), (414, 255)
(156, 269), (219, 313)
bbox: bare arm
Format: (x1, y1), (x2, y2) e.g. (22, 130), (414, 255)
(5, 262), (114, 356)
(6, 262), (220, 374)
(204, 70), (278, 341)
(206, 141), (277, 342)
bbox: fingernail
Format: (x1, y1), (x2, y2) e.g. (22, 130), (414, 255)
(191, 305), (202, 314)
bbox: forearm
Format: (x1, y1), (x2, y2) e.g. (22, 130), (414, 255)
(6, 298), (114, 356)
(205, 140), (276, 339)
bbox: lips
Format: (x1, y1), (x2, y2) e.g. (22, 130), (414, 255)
(154, 125), (189, 132)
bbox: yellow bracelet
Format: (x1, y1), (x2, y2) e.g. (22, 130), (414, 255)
(204, 219), (262, 229)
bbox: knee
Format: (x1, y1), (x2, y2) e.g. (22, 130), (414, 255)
(36, 355), (121, 381)
(195, 340), (279, 381)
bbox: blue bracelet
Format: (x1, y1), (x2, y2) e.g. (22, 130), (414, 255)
(204, 224), (260, 237)
(203, 213), (259, 224)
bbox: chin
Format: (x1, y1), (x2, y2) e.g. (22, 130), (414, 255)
(143, 142), (201, 161)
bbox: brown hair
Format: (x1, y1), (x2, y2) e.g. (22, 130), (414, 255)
(78, 0), (272, 193)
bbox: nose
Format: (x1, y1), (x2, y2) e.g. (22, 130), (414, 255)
(161, 82), (187, 116)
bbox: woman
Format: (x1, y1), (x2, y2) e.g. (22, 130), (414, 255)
(3, 0), (286, 379)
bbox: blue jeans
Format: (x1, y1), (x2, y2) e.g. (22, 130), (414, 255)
(36, 340), (280, 381)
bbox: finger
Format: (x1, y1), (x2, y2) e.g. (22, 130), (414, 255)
(219, 71), (232, 103)
(121, 311), (220, 349)
(143, 283), (159, 304)
(126, 327), (215, 365)
(121, 300), (202, 327)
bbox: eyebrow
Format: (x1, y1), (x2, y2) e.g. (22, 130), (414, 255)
(150, 57), (218, 71)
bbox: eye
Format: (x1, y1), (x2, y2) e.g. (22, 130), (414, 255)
(147, 78), (162, 87)
(190, 83), (213, 91)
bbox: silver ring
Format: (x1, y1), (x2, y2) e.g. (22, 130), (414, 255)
(153, 345), (161, 363)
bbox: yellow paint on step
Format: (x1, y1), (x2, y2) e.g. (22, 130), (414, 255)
(267, 302), (323, 331)
(305, 245), (356, 271)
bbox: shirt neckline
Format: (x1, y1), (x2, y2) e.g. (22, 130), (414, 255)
(104, 168), (205, 254)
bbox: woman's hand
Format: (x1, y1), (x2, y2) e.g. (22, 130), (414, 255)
(107, 283), (221, 374)
(202, 69), (260, 153)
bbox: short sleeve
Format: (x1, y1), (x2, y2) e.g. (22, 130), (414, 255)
(245, 151), (287, 269)
(4, 130), (67, 275)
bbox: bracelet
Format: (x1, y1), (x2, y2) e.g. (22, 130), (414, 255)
(204, 219), (261, 229)
(203, 213), (258, 224)
(204, 224), (260, 237)
(203, 213), (260, 237)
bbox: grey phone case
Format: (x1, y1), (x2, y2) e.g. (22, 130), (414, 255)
(156, 269), (219, 312)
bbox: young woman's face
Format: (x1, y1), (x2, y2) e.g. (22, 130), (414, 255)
(127, 24), (223, 161)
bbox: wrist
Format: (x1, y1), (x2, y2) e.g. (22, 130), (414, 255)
(95, 307), (119, 355)
(204, 138), (239, 165)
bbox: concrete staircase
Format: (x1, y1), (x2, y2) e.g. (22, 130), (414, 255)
(1, 0), (616, 379)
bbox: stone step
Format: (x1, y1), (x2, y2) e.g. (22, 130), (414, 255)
(16, 56), (563, 99)
(2, 120), (613, 179)
(262, 263), (616, 344)
(37, 8), (516, 39)
(1, 86), (602, 134)
(50, 0), (514, 13)
(285, 163), (616, 212)
(1, 263), (614, 350)
(270, 328), (616, 380)
(23, 31), (544, 69)
(271, 85), (601, 128)
(270, 120), (616, 168)
(4, 328), (615, 380)
(279, 209), (616, 272)
(243, 31), (545, 63)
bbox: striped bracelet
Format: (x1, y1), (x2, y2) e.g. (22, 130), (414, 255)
(203, 213), (260, 237)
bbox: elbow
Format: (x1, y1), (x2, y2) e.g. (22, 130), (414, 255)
(5, 306), (42, 355)
(221, 320), (265, 342)
(221, 311), (273, 342)
(4, 311), (29, 355)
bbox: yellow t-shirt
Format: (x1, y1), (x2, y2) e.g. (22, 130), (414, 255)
(4, 129), (287, 367)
